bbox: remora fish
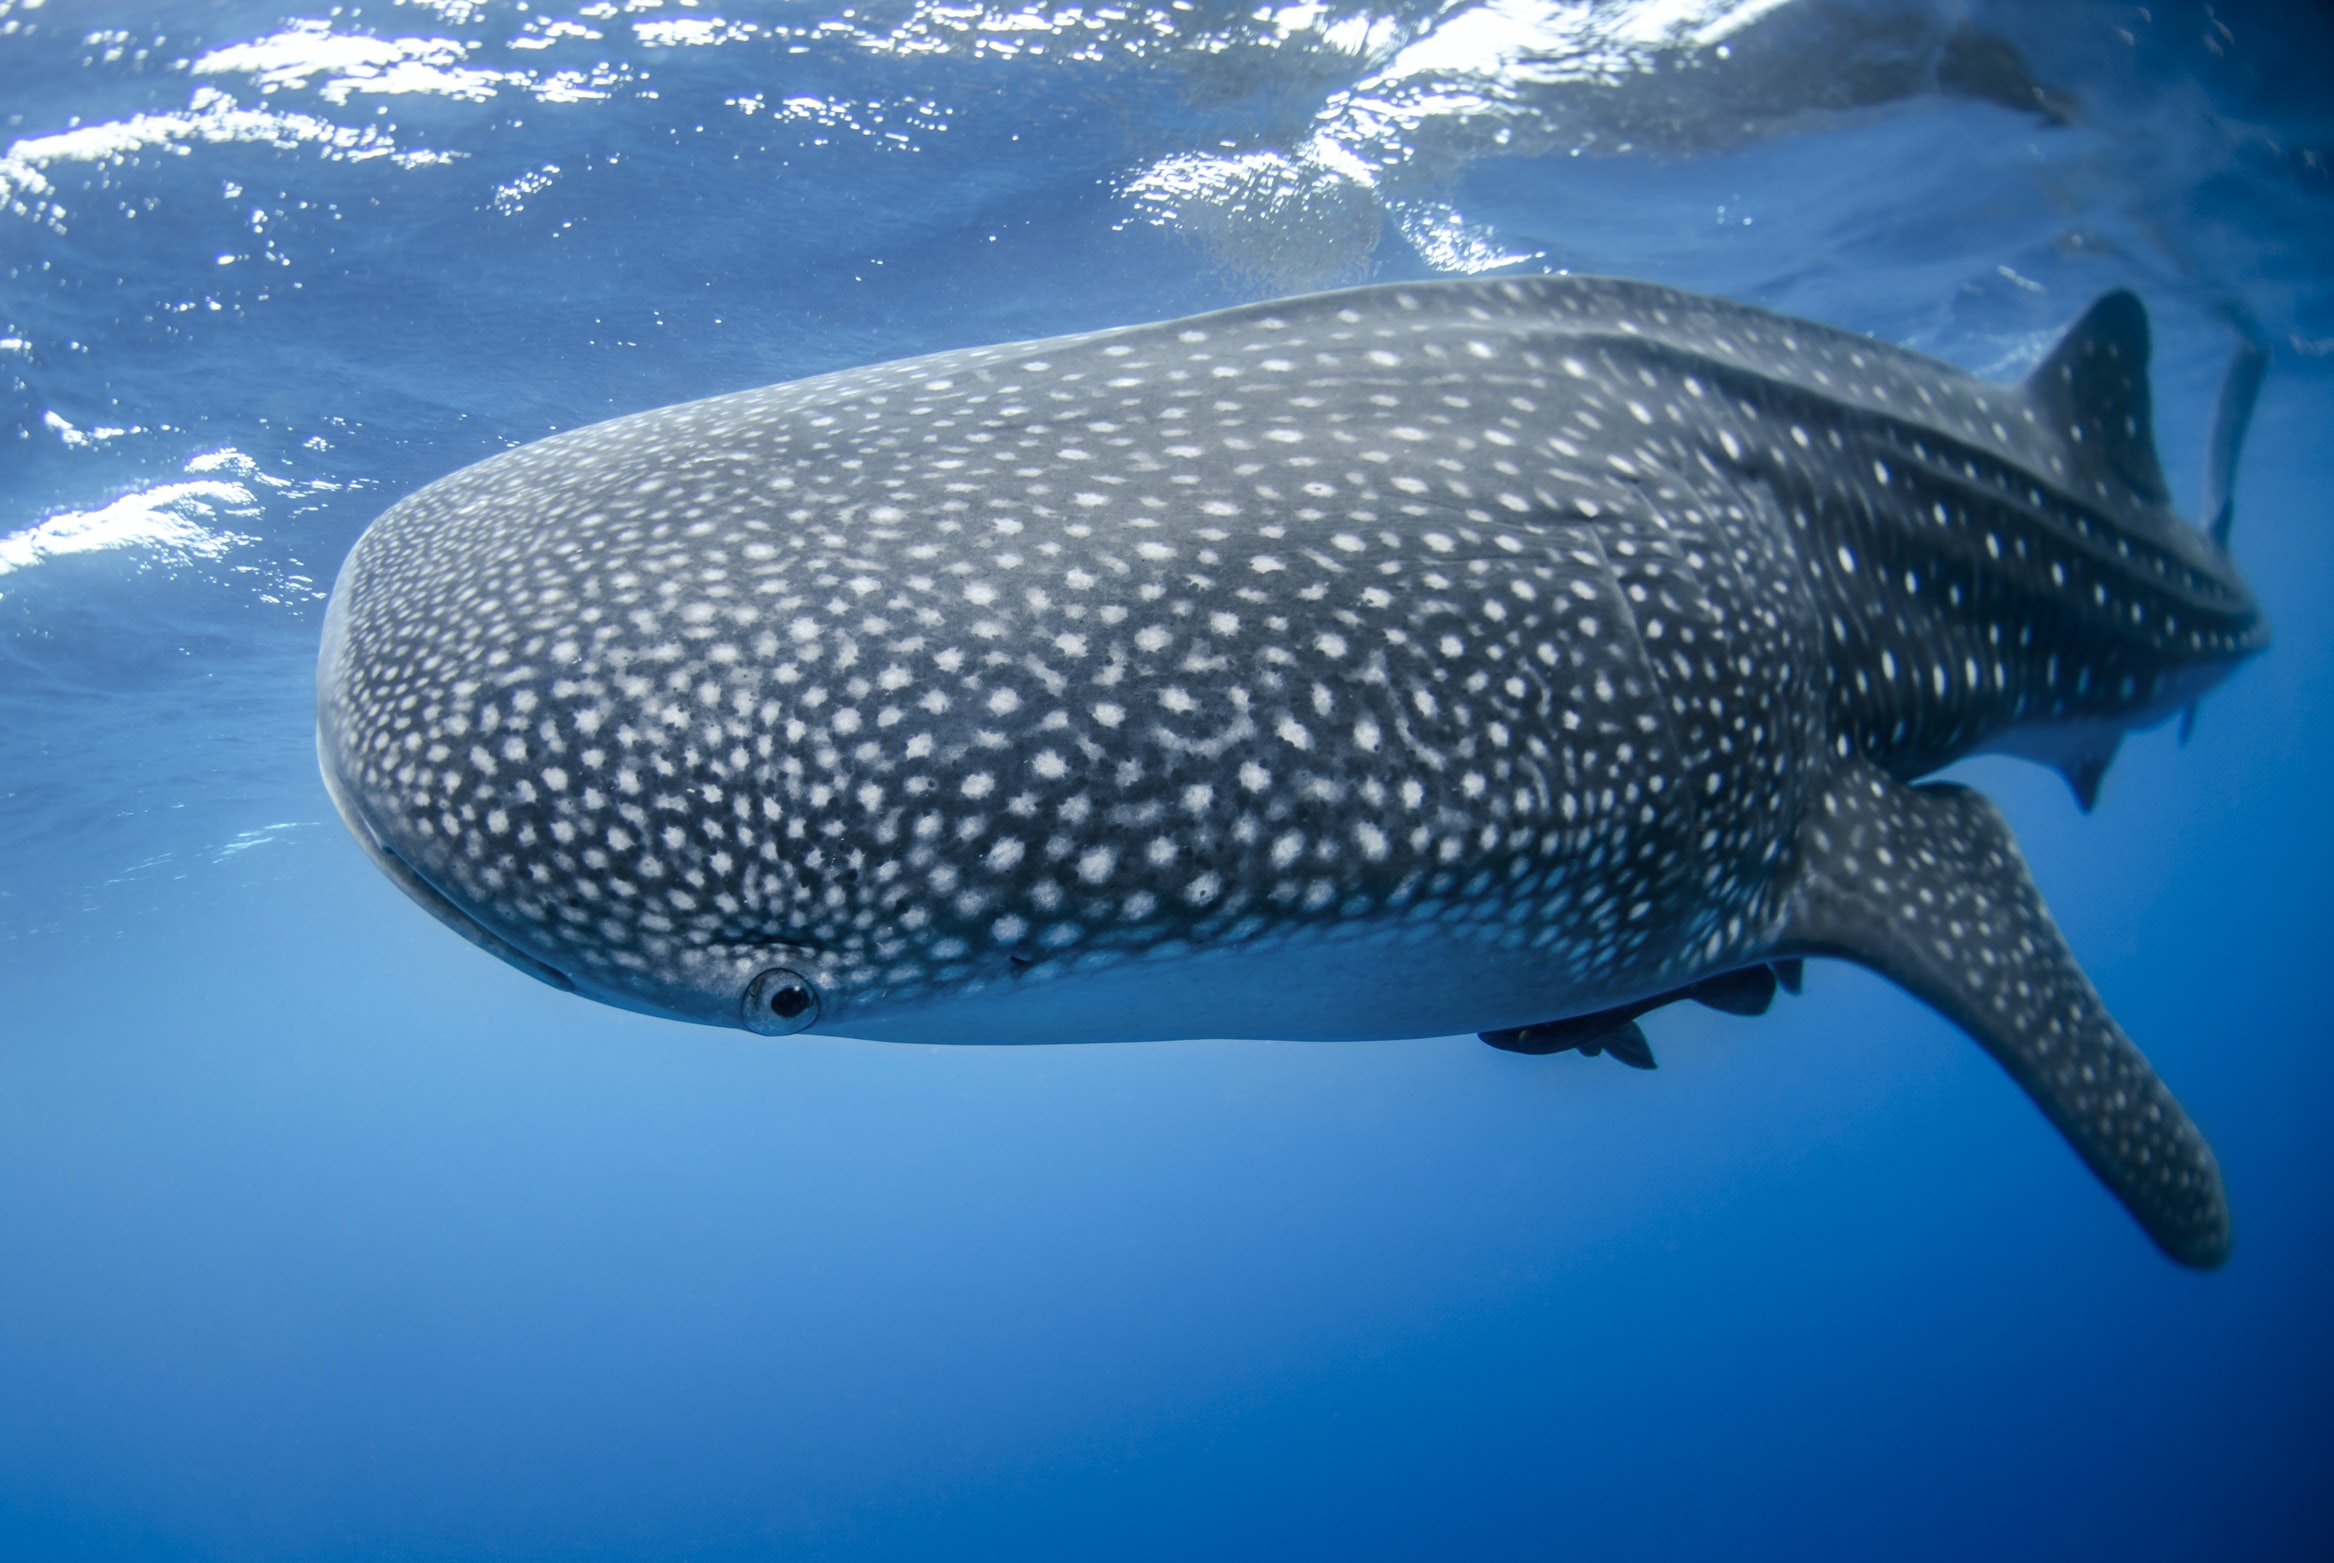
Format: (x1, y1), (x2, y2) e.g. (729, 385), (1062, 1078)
(317, 277), (2267, 1266)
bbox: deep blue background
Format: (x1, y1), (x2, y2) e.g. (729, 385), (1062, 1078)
(2, 2), (2328, 1557)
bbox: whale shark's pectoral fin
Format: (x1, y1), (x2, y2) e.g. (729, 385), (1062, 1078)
(1778, 760), (2230, 1267)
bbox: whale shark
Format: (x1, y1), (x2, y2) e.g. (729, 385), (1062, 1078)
(317, 276), (2267, 1267)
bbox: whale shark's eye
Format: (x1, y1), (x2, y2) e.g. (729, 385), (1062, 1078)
(743, 967), (821, 1036)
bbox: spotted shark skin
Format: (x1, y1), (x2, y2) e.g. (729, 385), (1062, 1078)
(317, 276), (2266, 1266)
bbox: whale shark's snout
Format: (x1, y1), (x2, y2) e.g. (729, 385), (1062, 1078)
(319, 276), (2264, 1266)
(317, 560), (842, 1032)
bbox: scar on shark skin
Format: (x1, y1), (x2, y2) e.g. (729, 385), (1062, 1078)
(319, 276), (2270, 1268)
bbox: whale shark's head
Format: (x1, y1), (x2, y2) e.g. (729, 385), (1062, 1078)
(311, 407), (1580, 1049)
(316, 283), (1680, 1045)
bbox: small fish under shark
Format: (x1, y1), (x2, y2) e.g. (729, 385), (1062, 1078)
(317, 275), (2270, 1267)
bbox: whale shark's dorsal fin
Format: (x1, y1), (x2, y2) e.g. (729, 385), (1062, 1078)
(1779, 759), (2230, 1267)
(2023, 289), (2169, 508)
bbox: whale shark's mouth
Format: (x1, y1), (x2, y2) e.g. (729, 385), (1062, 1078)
(315, 727), (578, 994)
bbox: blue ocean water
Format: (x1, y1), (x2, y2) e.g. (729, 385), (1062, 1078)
(2, 0), (2329, 1556)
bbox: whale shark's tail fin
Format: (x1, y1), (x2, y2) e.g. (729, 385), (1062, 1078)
(1778, 759), (2231, 1268)
(2180, 309), (2273, 742)
(2023, 289), (2170, 509)
(2204, 302), (2272, 551)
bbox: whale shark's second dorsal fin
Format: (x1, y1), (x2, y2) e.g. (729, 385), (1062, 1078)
(1778, 759), (2229, 1266)
(2024, 289), (2169, 508)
